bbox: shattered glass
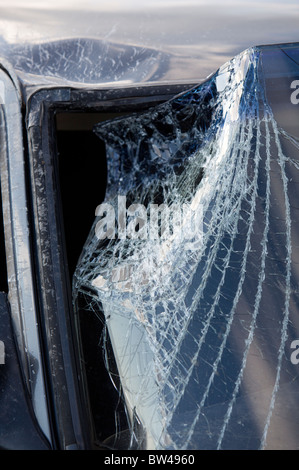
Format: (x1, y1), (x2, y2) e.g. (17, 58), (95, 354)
(73, 43), (299, 450)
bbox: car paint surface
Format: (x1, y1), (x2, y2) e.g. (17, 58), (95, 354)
(0, 0), (298, 89)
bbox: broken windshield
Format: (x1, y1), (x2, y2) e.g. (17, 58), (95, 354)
(73, 43), (299, 450)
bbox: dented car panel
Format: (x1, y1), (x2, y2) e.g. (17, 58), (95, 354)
(0, 0), (298, 451)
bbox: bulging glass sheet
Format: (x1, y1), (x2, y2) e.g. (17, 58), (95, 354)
(73, 43), (299, 450)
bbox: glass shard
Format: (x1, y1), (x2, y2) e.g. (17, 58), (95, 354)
(73, 43), (299, 450)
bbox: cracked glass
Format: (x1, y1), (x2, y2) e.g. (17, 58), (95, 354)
(73, 43), (299, 450)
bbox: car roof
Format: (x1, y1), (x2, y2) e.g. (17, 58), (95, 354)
(0, 0), (298, 89)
